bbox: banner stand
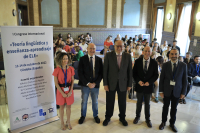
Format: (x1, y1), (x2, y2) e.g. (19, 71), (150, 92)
(8, 116), (59, 133)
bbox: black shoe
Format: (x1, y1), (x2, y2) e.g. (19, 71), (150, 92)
(133, 117), (140, 124)
(159, 122), (166, 130)
(179, 99), (183, 104)
(170, 124), (178, 132)
(103, 118), (110, 126)
(78, 116), (85, 124)
(128, 93), (132, 99)
(119, 119), (128, 126)
(94, 116), (100, 123)
(183, 99), (186, 104)
(146, 120), (152, 128)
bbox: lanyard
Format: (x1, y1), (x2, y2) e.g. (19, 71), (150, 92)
(159, 66), (161, 72)
(196, 64), (200, 74)
(62, 67), (67, 87)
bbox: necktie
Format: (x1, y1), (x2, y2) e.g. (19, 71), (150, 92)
(90, 57), (93, 80)
(173, 63), (176, 76)
(144, 61), (148, 74)
(117, 55), (121, 69)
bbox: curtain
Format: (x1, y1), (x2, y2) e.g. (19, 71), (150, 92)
(152, 7), (157, 40)
(175, 4), (184, 39)
(188, 2), (196, 39)
(176, 4), (192, 56)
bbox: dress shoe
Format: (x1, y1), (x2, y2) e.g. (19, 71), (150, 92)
(183, 99), (186, 104)
(170, 124), (178, 132)
(78, 116), (85, 124)
(94, 116), (100, 123)
(133, 117), (140, 124)
(119, 119), (128, 126)
(146, 120), (152, 128)
(159, 122), (166, 130)
(103, 118), (110, 126)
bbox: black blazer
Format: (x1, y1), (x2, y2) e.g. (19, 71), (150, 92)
(184, 58), (194, 65)
(188, 62), (200, 77)
(103, 51), (132, 92)
(78, 55), (103, 88)
(133, 58), (159, 94)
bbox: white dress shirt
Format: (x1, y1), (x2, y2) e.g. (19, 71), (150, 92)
(80, 43), (88, 52)
(160, 44), (168, 51)
(143, 57), (150, 70)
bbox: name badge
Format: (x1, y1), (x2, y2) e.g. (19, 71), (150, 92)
(64, 87), (69, 92)
(170, 80), (176, 86)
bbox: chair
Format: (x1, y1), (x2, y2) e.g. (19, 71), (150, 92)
(109, 45), (114, 51)
(72, 61), (82, 90)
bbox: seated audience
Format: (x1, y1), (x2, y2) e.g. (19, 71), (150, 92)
(152, 46), (161, 57)
(66, 37), (74, 49)
(150, 41), (154, 47)
(172, 40), (180, 55)
(79, 39), (88, 53)
(188, 55), (200, 84)
(71, 42), (83, 55)
(85, 33), (93, 44)
(184, 51), (194, 65)
(75, 46), (84, 61)
(162, 44), (171, 62)
(151, 51), (157, 60)
(63, 44), (71, 53)
(135, 35), (139, 42)
(160, 41), (168, 52)
(127, 37), (133, 46)
(104, 35), (113, 55)
(125, 45), (131, 54)
(122, 35), (128, 45)
(67, 33), (73, 42)
(178, 56), (184, 62)
(145, 42), (149, 47)
(154, 42), (162, 54)
(114, 34), (121, 43)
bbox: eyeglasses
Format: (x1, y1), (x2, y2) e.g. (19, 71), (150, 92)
(115, 45), (122, 48)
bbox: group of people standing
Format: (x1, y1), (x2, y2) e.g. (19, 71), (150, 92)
(52, 34), (200, 132)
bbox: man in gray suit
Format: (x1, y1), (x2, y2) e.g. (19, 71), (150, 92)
(103, 40), (132, 126)
(159, 48), (187, 132)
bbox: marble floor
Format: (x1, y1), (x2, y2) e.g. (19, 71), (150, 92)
(1, 80), (200, 133)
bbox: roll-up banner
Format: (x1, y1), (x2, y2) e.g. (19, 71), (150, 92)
(1, 26), (58, 133)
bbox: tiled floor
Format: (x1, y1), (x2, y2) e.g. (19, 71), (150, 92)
(1, 80), (200, 133)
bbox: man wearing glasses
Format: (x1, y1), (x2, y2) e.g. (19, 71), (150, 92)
(103, 40), (132, 126)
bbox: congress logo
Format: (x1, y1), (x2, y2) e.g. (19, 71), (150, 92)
(39, 109), (46, 116)
(22, 114), (29, 121)
(13, 116), (21, 124)
(48, 108), (54, 113)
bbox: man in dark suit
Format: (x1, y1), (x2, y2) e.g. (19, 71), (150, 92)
(172, 40), (180, 55)
(188, 55), (200, 83)
(78, 43), (103, 124)
(132, 46), (158, 128)
(159, 48), (187, 132)
(103, 40), (132, 126)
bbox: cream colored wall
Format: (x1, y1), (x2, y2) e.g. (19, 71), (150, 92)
(33, 0), (39, 26)
(62, 0), (67, 27)
(0, 0), (18, 31)
(72, 0), (77, 28)
(194, 1), (200, 36)
(107, 0), (112, 28)
(164, 0), (176, 32)
(142, 0), (148, 29)
(116, 0), (122, 28)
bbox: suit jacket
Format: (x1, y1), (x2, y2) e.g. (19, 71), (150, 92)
(188, 62), (200, 77)
(78, 55), (103, 88)
(159, 61), (187, 98)
(103, 51), (132, 91)
(184, 58), (194, 65)
(133, 58), (159, 94)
